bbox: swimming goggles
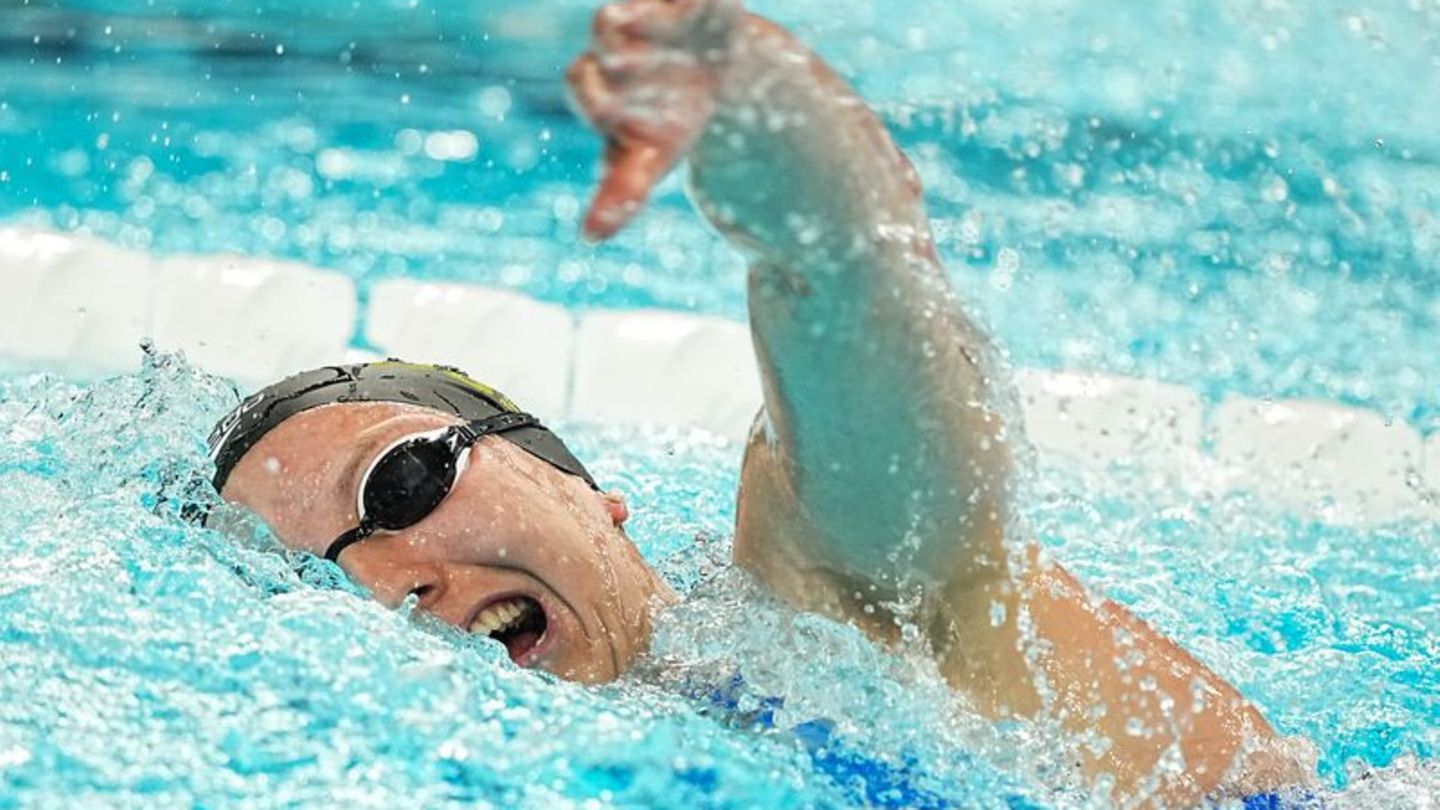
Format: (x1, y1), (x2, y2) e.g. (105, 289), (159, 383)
(324, 412), (543, 562)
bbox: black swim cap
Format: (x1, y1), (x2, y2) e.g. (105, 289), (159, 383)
(208, 361), (597, 493)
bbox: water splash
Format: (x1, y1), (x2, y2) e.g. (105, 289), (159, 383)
(2, 358), (1434, 805)
(0, 359), (909, 807)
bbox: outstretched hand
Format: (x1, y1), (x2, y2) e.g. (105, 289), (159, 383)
(567, 0), (745, 241)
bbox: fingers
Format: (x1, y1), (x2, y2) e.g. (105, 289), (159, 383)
(566, 54), (615, 130)
(592, 2), (647, 53)
(568, 50), (697, 132)
(690, 0), (746, 48)
(593, 0), (744, 52)
(568, 53), (682, 242)
(572, 0), (744, 241)
(583, 140), (674, 242)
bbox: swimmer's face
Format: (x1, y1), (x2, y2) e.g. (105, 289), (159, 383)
(221, 402), (675, 683)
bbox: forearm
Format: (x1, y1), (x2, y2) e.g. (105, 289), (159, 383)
(687, 18), (931, 278)
(688, 16), (1013, 587)
(1013, 550), (1305, 804)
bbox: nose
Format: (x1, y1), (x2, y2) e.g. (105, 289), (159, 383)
(340, 548), (448, 612)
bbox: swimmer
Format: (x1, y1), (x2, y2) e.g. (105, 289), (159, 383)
(208, 0), (1314, 804)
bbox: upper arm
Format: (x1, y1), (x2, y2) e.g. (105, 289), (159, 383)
(679, 17), (1017, 609)
(732, 253), (1017, 609)
(732, 406), (906, 644)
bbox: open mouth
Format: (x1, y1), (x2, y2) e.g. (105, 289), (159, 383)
(468, 595), (548, 664)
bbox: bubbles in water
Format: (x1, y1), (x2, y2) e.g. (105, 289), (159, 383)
(0, 364), (881, 807)
(3, 0), (1439, 804)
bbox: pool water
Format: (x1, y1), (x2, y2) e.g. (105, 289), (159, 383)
(3, 0), (1440, 420)
(1, 0), (1438, 807)
(1, 355), (1435, 807)
(0, 356), (1039, 808)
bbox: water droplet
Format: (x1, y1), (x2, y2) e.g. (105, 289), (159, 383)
(989, 600), (1007, 627)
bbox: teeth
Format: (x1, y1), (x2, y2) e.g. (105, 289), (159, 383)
(468, 598), (533, 637)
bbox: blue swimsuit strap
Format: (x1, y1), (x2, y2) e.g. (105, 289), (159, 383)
(1239, 791), (1322, 809)
(689, 673), (1034, 810)
(689, 674), (1318, 810)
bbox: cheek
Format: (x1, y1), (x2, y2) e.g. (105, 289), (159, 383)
(446, 445), (617, 557)
(429, 476), (568, 556)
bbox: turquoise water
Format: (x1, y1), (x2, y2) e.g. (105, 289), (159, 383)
(1, 354), (1436, 807)
(0, 356), (1036, 807)
(3, 1), (1440, 421)
(2, 0), (1439, 806)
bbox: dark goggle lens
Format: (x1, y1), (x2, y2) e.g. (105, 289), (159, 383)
(362, 437), (459, 531)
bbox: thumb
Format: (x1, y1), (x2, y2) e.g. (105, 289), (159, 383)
(582, 140), (676, 242)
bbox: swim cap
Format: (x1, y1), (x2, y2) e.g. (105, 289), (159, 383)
(208, 361), (597, 493)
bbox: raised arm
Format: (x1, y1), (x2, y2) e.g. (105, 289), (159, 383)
(567, 1), (1311, 803)
(570, 0), (1011, 629)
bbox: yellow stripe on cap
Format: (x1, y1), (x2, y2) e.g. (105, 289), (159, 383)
(371, 360), (521, 413)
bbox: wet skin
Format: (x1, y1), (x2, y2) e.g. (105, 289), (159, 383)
(221, 0), (1315, 805)
(221, 401), (676, 684)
